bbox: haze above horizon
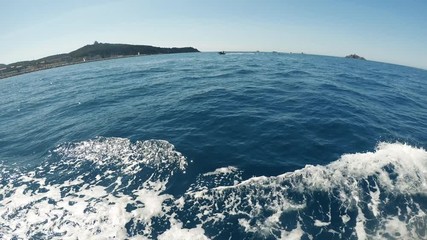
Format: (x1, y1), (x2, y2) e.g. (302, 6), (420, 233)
(1, 0), (426, 69)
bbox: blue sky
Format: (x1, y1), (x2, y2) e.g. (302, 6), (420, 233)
(1, 0), (426, 69)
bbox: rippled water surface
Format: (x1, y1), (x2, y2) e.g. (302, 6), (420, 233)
(0, 52), (426, 239)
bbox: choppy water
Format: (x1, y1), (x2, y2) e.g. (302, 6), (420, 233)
(0, 52), (426, 239)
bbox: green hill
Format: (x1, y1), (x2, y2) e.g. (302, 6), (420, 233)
(70, 42), (198, 58)
(0, 42), (199, 79)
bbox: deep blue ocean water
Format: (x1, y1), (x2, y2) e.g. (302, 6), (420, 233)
(0, 52), (426, 239)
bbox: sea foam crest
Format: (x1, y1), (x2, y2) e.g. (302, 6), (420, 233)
(53, 136), (188, 174)
(0, 137), (198, 240)
(177, 142), (427, 239)
(289, 141), (427, 194)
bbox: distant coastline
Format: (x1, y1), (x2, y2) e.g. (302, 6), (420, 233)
(0, 42), (199, 79)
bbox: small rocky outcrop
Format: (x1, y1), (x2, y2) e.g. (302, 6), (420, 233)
(345, 54), (366, 60)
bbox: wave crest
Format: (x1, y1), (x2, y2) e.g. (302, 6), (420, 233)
(178, 142), (427, 239)
(53, 137), (187, 174)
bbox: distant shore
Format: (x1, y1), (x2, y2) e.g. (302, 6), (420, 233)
(2, 54), (154, 80)
(0, 42), (199, 80)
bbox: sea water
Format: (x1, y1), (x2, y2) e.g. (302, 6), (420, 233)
(0, 52), (426, 239)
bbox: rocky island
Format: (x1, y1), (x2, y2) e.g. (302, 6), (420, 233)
(345, 54), (366, 60)
(0, 42), (199, 79)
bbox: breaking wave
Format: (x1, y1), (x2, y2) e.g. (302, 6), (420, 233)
(1, 137), (426, 239)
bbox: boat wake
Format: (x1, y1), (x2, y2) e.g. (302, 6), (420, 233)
(1, 137), (426, 239)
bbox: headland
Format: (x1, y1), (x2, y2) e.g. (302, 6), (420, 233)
(0, 42), (199, 79)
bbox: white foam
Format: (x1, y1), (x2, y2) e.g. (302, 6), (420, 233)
(314, 220), (330, 227)
(203, 166), (238, 176)
(181, 142), (427, 239)
(0, 137), (188, 239)
(1, 141), (426, 239)
(158, 221), (209, 240)
(382, 217), (409, 238)
(280, 223), (304, 240)
(133, 183), (172, 221)
(354, 204), (367, 240)
(368, 183), (380, 217)
(273, 142), (427, 196)
(53, 137), (187, 174)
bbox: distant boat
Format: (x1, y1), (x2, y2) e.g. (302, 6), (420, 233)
(218, 51), (225, 55)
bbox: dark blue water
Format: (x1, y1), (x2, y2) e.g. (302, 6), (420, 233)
(1, 52), (426, 239)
